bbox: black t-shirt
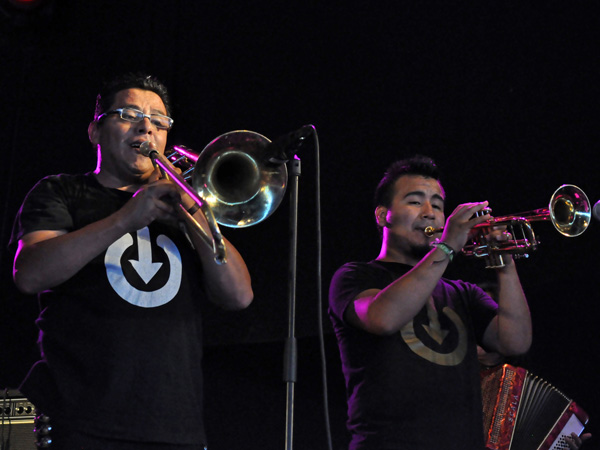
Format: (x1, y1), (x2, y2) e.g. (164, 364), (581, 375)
(329, 260), (498, 450)
(11, 173), (208, 445)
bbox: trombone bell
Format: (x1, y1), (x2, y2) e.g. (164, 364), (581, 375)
(192, 131), (288, 228)
(166, 131), (288, 229)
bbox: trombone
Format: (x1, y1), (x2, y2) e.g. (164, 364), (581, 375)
(141, 131), (288, 264)
(424, 184), (591, 268)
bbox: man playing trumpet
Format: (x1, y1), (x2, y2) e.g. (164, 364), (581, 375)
(329, 155), (532, 449)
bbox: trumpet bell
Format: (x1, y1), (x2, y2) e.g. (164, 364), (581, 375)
(192, 130), (287, 228)
(549, 184), (591, 237)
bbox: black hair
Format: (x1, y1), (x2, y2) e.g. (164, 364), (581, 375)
(374, 155), (442, 209)
(373, 155), (443, 236)
(93, 72), (172, 122)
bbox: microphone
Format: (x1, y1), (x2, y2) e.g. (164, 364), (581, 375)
(265, 125), (314, 165)
(594, 199), (600, 222)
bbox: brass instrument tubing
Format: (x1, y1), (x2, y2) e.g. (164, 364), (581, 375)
(149, 149), (228, 264)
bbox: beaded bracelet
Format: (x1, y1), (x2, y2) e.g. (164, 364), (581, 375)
(430, 239), (455, 262)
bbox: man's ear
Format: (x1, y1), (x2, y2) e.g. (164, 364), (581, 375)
(375, 205), (390, 228)
(88, 121), (98, 145)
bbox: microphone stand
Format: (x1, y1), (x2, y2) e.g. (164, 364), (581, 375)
(284, 155), (301, 450)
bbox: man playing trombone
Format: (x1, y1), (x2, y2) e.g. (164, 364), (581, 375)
(10, 73), (253, 449)
(329, 155), (532, 449)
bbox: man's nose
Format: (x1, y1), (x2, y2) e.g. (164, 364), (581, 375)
(421, 202), (434, 217)
(137, 117), (153, 133)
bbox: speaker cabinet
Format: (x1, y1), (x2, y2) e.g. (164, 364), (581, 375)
(1, 389), (36, 450)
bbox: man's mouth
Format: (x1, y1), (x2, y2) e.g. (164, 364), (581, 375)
(416, 225), (438, 237)
(129, 141), (153, 155)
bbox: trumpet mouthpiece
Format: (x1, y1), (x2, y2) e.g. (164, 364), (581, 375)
(424, 226), (441, 237)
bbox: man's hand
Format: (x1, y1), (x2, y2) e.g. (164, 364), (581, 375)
(118, 179), (182, 231)
(440, 201), (491, 252)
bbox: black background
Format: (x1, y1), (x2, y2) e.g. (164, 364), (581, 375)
(1, 1), (599, 449)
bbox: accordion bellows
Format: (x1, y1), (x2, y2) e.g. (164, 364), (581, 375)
(481, 364), (589, 450)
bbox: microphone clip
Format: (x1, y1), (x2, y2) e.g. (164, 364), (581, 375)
(265, 125), (314, 165)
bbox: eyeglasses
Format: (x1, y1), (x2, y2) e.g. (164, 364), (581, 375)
(98, 107), (174, 130)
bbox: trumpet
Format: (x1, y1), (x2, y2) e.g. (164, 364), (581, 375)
(424, 184), (591, 268)
(140, 130), (288, 264)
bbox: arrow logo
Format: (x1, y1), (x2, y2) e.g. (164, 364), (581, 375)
(129, 228), (163, 284)
(401, 306), (468, 366)
(105, 227), (182, 308)
(422, 301), (449, 344)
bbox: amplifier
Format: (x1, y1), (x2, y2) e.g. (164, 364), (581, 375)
(1, 389), (36, 450)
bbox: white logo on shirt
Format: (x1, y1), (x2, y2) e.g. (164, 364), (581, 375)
(105, 227), (182, 307)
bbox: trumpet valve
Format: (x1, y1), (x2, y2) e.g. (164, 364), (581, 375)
(475, 207), (493, 219)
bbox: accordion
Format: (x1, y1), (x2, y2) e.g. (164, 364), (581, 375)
(481, 364), (589, 450)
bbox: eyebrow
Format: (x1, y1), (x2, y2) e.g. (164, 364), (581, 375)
(122, 104), (168, 115)
(403, 191), (445, 203)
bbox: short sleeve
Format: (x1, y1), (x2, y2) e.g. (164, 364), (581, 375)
(10, 175), (75, 247)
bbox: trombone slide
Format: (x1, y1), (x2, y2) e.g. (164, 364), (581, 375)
(140, 142), (228, 265)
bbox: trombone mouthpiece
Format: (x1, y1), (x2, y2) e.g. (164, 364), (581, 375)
(139, 141), (157, 157)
